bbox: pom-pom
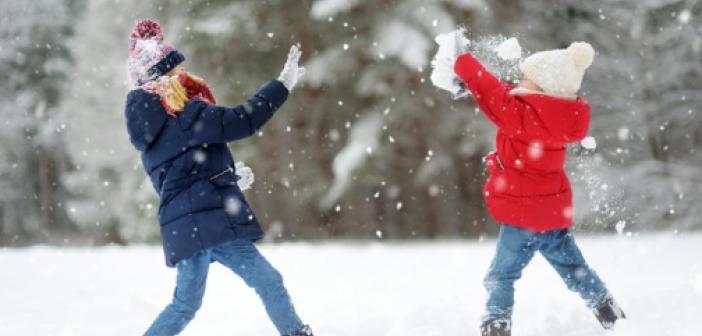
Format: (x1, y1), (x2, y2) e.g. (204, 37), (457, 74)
(567, 41), (594, 70)
(130, 19), (163, 42)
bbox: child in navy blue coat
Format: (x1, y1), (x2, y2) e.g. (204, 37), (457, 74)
(124, 19), (311, 336)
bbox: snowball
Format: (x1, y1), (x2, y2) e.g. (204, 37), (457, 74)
(310, 0), (360, 19)
(235, 161), (255, 191)
(494, 176), (507, 192)
(428, 184), (440, 197)
(562, 206), (573, 219)
(329, 129), (340, 142)
(678, 10), (691, 24)
(224, 197), (242, 215)
(581, 136), (597, 150)
(495, 37), (522, 60)
(617, 127), (630, 141)
(193, 150), (206, 163)
(527, 141), (544, 160)
(574, 267), (588, 280)
(430, 29), (470, 99)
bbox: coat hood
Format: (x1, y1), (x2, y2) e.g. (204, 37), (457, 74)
(513, 91), (591, 143)
(124, 89), (169, 151)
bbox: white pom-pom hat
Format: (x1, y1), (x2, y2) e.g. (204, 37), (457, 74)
(519, 42), (595, 98)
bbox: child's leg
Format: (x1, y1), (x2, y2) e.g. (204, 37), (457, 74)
(483, 224), (539, 322)
(538, 229), (609, 308)
(145, 249), (211, 336)
(212, 239), (305, 336)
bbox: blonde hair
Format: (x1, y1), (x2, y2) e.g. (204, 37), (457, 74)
(152, 72), (208, 113)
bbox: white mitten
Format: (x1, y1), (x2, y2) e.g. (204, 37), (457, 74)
(278, 44), (306, 91)
(235, 161), (255, 191)
(430, 29), (470, 100)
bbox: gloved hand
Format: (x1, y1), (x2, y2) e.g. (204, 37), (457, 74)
(235, 161), (255, 191)
(430, 28), (470, 100)
(278, 44), (306, 91)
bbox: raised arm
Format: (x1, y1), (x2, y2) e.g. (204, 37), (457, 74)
(454, 52), (591, 143)
(177, 79), (289, 145)
(454, 52), (526, 136)
(178, 44), (305, 145)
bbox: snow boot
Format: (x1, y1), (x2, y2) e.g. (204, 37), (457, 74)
(286, 325), (313, 336)
(481, 319), (511, 336)
(593, 297), (626, 330)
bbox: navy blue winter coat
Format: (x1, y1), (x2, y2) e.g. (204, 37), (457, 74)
(125, 80), (289, 267)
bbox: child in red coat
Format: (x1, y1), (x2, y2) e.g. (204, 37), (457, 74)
(451, 41), (626, 336)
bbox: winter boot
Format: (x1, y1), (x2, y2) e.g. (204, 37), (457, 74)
(286, 325), (313, 336)
(480, 319), (511, 336)
(593, 297), (626, 330)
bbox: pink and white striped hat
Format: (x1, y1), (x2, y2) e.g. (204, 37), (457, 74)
(126, 19), (185, 87)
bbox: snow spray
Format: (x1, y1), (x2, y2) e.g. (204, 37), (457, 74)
(430, 28), (526, 100)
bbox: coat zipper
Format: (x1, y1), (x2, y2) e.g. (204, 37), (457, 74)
(208, 166), (234, 181)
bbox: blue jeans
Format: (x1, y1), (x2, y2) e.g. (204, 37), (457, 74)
(144, 239), (304, 336)
(483, 224), (610, 322)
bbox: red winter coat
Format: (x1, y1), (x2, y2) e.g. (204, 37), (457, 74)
(454, 53), (591, 232)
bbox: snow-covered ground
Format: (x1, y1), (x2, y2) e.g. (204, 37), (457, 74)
(1, 232), (701, 336)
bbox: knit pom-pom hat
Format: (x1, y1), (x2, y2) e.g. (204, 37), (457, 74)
(126, 19), (185, 87)
(519, 41), (595, 98)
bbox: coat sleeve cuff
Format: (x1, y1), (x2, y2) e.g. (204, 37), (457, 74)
(453, 52), (506, 100)
(257, 79), (290, 109)
(453, 53), (484, 84)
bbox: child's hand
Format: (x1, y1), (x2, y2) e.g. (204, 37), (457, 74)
(278, 44), (306, 91)
(235, 161), (255, 191)
(430, 29), (470, 99)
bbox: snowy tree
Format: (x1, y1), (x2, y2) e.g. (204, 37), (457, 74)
(2, 0), (700, 246)
(0, 0), (83, 244)
(60, 0), (162, 244)
(515, 0), (702, 231)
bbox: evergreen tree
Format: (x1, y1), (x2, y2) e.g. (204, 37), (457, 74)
(0, 0), (83, 244)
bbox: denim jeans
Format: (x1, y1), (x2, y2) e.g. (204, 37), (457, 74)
(144, 239), (304, 336)
(483, 224), (610, 322)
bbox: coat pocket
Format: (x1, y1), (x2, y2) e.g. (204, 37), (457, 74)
(208, 168), (254, 225)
